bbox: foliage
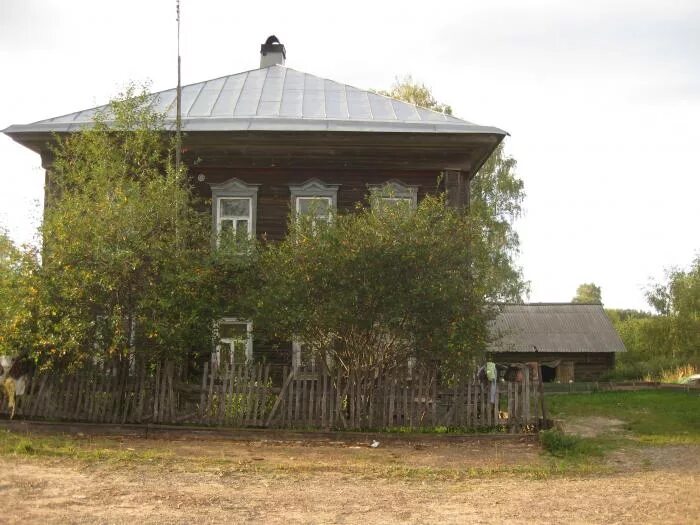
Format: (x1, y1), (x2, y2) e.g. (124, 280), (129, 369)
(379, 76), (526, 302)
(572, 283), (602, 304)
(375, 75), (453, 115)
(37, 85), (218, 368)
(246, 194), (520, 378)
(606, 254), (699, 379)
(0, 230), (40, 355)
(469, 143), (526, 300)
(645, 254), (700, 359)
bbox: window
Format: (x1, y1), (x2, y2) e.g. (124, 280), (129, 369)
(218, 197), (251, 236)
(214, 319), (253, 368)
(209, 178), (260, 245)
(292, 340), (334, 372)
(369, 180), (418, 209)
(289, 179), (339, 225)
(296, 196), (332, 226)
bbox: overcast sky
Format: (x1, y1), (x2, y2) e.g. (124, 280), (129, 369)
(1, 0), (698, 310)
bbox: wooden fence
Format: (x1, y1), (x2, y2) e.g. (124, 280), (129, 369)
(0, 362), (543, 431)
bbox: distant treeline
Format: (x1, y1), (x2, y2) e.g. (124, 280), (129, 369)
(605, 255), (699, 381)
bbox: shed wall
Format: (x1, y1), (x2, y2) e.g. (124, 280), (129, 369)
(489, 352), (616, 382)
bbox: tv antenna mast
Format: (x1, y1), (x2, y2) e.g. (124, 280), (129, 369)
(175, 0), (182, 173)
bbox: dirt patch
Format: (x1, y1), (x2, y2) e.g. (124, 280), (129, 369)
(558, 416), (627, 438)
(0, 436), (698, 524)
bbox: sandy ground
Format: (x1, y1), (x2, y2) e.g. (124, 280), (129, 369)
(0, 433), (697, 524)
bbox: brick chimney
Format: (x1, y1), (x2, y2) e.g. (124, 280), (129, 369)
(260, 35), (286, 67)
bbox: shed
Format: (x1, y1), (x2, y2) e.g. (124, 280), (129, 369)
(488, 303), (626, 382)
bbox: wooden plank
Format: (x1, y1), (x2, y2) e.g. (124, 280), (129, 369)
(206, 363), (217, 424)
(494, 382), (500, 426)
(199, 362), (208, 421)
(336, 369), (348, 430)
(73, 372), (87, 421)
(158, 362), (168, 424)
(121, 368), (134, 424)
(524, 369), (530, 424)
(218, 361), (229, 424)
(320, 369), (328, 428)
(112, 363), (126, 424)
(251, 364), (261, 425)
(286, 368), (295, 426)
(136, 362), (147, 423)
(388, 377), (396, 428)
(98, 366), (112, 423)
(430, 370), (437, 426)
(247, 365), (256, 425)
(265, 366), (293, 428)
(152, 362), (161, 424)
(67, 373), (79, 419)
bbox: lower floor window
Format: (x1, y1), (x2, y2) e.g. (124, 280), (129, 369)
(214, 319), (253, 368)
(292, 341), (334, 372)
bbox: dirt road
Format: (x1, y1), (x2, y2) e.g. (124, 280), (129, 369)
(0, 435), (697, 524)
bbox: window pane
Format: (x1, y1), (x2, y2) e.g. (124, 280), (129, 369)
(220, 322), (247, 340)
(220, 219), (234, 232)
(231, 339), (247, 364)
(382, 197), (412, 206)
(236, 219), (249, 234)
(220, 198), (250, 217)
(298, 197), (331, 217)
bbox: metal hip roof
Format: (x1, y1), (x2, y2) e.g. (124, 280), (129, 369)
(3, 65), (507, 136)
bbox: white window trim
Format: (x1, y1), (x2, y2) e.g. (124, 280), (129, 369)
(292, 340), (334, 372)
(209, 178), (260, 245)
(289, 179), (339, 220)
(295, 196), (334, 226)
(369, 179), (418, 208)
(213, 318), (253, 368)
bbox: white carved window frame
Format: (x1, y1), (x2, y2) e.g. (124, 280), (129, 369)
(213, 318), (253, 369)
(368, 179), (418, 208)
(209, 178), (260, 245)
(289, 179), (339, 225)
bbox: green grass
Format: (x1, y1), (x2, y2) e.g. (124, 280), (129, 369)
(547, 390), (700, 444)
(539, 429), (605, 458)
(0, 430), (176, 464)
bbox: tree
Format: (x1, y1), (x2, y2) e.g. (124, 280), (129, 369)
(376, 75), (453, 115)
(607, 254), (699, 379)
(645, 255), (699, 361)
(37, 85), (218, 369)
(573, 283), (602, 304)
(380, 76), (527, 302)
(245, 192), (523, 384)
(0, 230), (40, 356)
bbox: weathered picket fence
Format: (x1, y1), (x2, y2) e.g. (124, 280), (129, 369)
(0, 362), (543, 431)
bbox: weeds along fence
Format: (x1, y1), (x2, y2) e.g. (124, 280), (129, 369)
(0, 362), (544, 431)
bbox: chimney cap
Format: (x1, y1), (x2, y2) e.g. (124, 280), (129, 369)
(260, 35), (286, 60)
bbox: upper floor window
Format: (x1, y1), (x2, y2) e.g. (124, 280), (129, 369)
(218, 198), (251, 236)
(209, 178), (260, 245)
(369, 180), (418, 209)
(296, 196), (332, 225)
(289, 179), (339, 227)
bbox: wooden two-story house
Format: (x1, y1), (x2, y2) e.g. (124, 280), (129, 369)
(3, 36), (507, 370)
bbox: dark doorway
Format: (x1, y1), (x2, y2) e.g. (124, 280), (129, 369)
(541, 365), (557, 383)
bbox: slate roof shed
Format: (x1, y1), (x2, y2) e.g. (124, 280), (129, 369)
(489, 303), (626, 382)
